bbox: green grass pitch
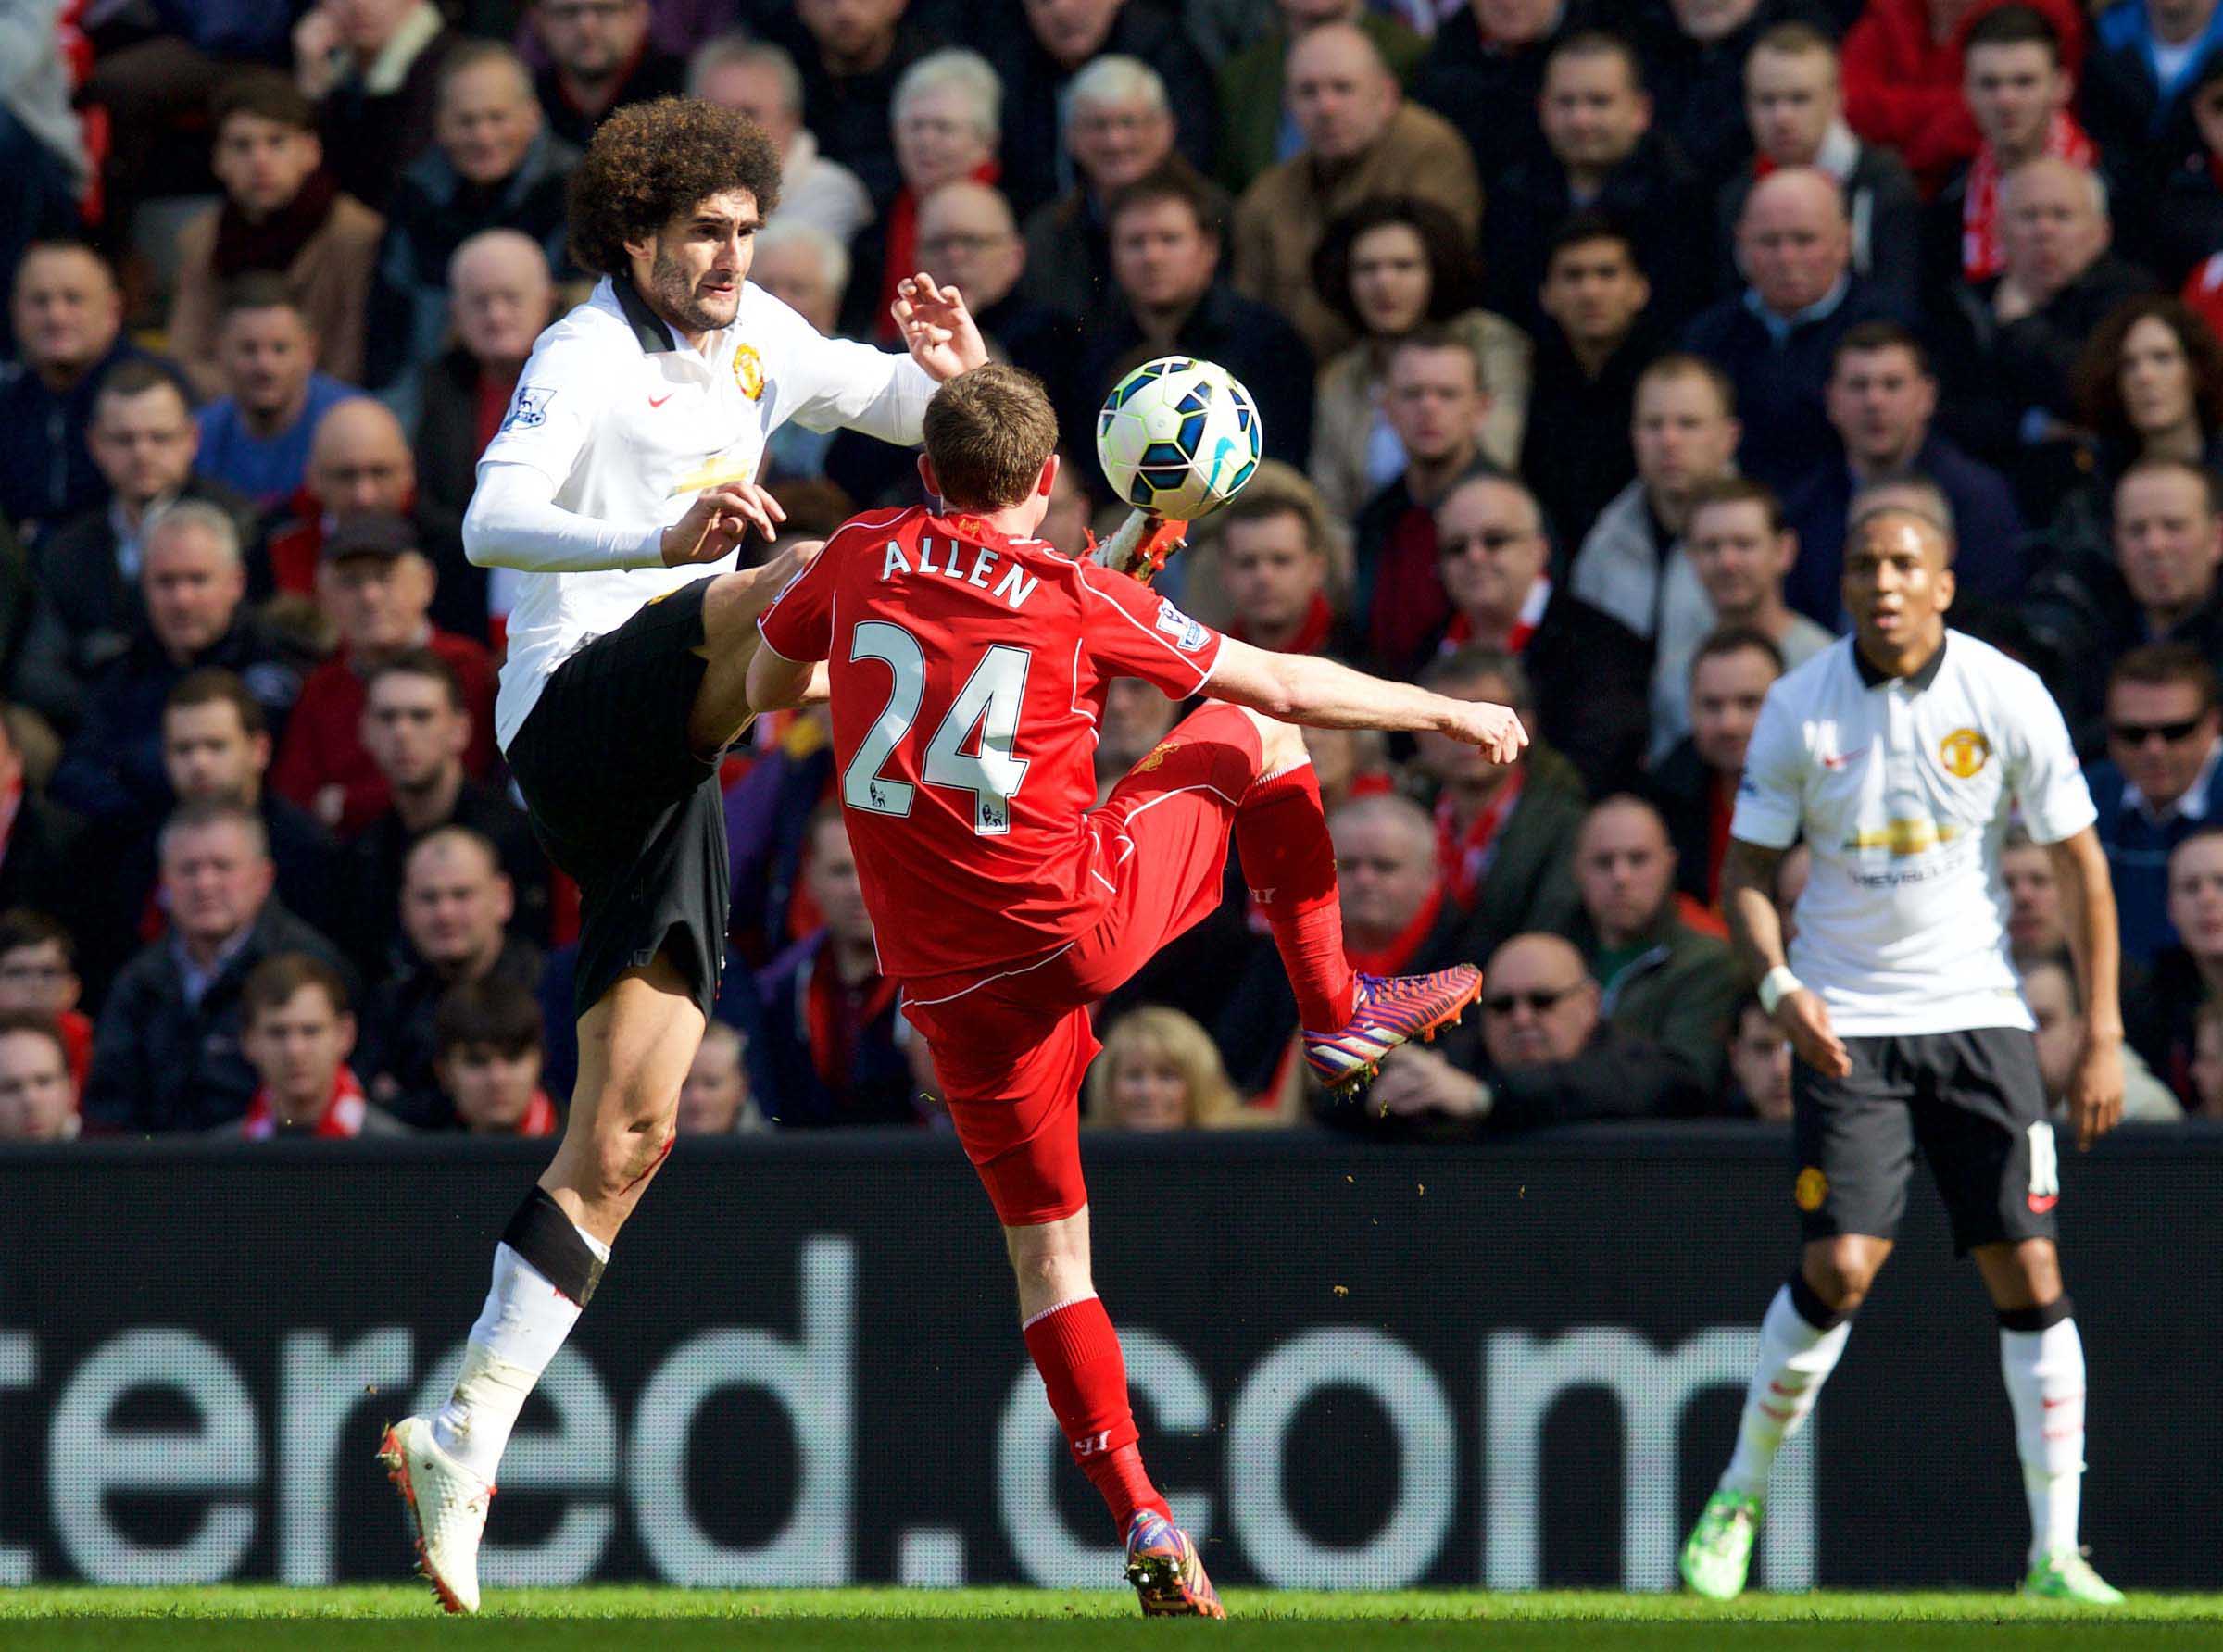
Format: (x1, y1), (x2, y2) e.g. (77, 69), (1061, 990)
(5, 1588), (2223, 1649)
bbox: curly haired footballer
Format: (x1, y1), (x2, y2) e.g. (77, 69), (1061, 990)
(566, 96), (784, 277)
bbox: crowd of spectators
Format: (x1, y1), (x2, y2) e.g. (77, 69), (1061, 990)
(6, 0), (2223, 1145)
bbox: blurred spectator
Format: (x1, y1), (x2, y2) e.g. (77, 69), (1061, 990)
(195, 279), (365, 512)
(1216, 0), (1425, 194)
(366, 43), (580, 390)
(1485, 31), (1710, 332)
(170, 71), (384, 399)
(1412, 0), (1569, 192)
(85, 799), (349, 1134)
(1783, 321), (2024, 625)
(1839, 0), (2084, 194)
(1302, 723), (1393, 814)
(762, 0), (940, 210)
(1565, 793), (1740, 1091)
(1644, 626), (1785, 908)
(52, 502), (303, 832)
(911, 183), (1066, 387)
(432, 975), (559, 1136)
(339, 651), (548, 974)
(1722, 992), (1791, 1120)
(271, 513), (497, 837)
(755, 223), (854, 487)
(1934, 7), (2091, 291)
(0, 709), (86, 945)
(0, 2), (89, 326)
(2192, 995), (2223, 1115)
(1415, 647), (1585, 948)
(677, 1019), (764, 1133)
(1309, 196), (1530, 519)
(1572, 355), (1739, 720)
(119, 670), (342, 964)
(233, 952), (402, 1137)
(1073, 169), (1313, 468)
(1232, 24), (1481, 362)
(2082, 0), (2223, 211)
(0, 912), (88, 1088)
(0, 242), (148, 539)
(752, 807), (919, 1126)
(2086, 644), (2223, 965)
(529, 0), (687, 148)
(1720, 25), (1921, 317)
(1019, 56), (1177, 322)
(1350, 330), (1491, 670)
(989, 0), (1216, 218)
(31, 362), (257, 707)
(2022, 955), (2182, 1120)
(1429, 472), (1649, 793)
(296, 0), (461, 213)
(403, 232), (558, 643)
(1644, 0), (1824, 194)
(1685, 169), (1904, 497)
(844, 51), (1003, 342)
(1331, 792), (1458, 972)
(1935, 158), (2154, 507)
(2156, 56), (2223, 290)
(263, 399), (479, 638)
(0, 1013), (80, 1143)
(2129, 826), (2223, 1096)
(1218, 490), (1350, 655)
(1094, 678), (1180, 807)
(2023, 459), (2223, 732)
(1663, 478), (1829, 754)
(1521, 214), (1660, 549)
(2003, 823), (2069, 964)
(690, 34), (872, 247)
(2066, 297), (2223, 529)
(365, 828), (541, 1123)
(1086, 1005), (1252, 1128)
(1361, 931), (1714, 1130)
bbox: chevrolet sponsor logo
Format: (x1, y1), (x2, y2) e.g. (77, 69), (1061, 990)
(1842, 818), (1964, 857)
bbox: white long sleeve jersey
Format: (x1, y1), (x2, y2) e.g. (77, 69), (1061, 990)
(465, 274), (935, 749)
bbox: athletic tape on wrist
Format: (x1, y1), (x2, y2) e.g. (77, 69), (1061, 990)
(501, 1186), (606, 1307)
(1996, 1295), (2075, 1333)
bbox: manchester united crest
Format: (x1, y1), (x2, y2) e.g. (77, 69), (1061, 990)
(1794, 1166), (1828, 1212)
(733, 344), (765, 400)
(1938, 727), (1991, 779)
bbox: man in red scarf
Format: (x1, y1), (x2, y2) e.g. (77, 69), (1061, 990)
(233, 952), (405, 1138)
(434, 976), (560, 1137)
(1944, 6), (2093, 283)
(1331, 792), (1453, 978)
(1220, 490), (1350, 657)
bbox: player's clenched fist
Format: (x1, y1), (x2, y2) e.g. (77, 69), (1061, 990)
(1776, 988), (1852, 1080)
(1443, 700), (1528, 766)
(661, 483), (787, 566)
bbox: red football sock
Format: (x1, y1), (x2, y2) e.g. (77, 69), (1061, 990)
(1237, 762), (1358, 1030)
(1022, 1295), (1171, 1531)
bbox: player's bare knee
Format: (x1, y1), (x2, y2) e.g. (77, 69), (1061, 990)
(1803, 1241), (1881, 1311)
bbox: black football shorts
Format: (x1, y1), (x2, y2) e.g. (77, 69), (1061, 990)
(1790, 1027), (2060, 1255)
(505, 576), (728, 1021)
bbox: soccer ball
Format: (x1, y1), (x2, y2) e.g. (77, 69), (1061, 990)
(1095, 357), (1263, 521)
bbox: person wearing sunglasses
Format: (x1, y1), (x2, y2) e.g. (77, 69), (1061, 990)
(1358, 931), (1711, 1130)
(2086, 642), (2223, 968)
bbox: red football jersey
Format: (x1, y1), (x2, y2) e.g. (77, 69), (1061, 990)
(758, 506), (1225, 981)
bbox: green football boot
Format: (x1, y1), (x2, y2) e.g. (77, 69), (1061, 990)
(1679, 1488), (1762, 1600)
(2023, 1550), (2126, 1605)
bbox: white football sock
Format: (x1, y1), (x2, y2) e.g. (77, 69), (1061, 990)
(2000, 1316), (2086, 1567)
(1719, 1284), (1852, 1501)
(430, 1231), (609, 1482)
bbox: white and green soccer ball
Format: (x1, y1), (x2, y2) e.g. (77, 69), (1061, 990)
(1094, 356), (1263, 521)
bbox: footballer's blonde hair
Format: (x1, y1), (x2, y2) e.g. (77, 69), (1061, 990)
(922, 364), (1060, 511)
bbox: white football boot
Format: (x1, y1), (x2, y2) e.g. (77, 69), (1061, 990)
(378, 1415), (494, 1613)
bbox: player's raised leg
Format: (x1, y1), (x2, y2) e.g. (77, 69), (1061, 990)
(1974, 1238), (2121, 1603)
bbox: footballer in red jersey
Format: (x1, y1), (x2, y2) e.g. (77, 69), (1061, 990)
(751, 365), (1525, 1617)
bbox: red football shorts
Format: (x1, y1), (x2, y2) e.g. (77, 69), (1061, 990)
(900, 705), (1263, 1226)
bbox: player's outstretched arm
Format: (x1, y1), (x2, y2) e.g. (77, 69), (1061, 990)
(1206, 637), (1527, 762)
(2044, 825), (2126, 1149)
(1723, 836), (1851, 1080)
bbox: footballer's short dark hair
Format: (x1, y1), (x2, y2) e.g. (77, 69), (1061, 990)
(922, 365), (1061, 511)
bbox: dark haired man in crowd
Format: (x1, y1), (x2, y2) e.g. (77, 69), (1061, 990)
(170, 69), (384, 396)
(530, 0), (687, 149)
(32, 361), (258, 712)
(1646, 627), (1786, 910)
(295, 0), (460, 212)
(232, 952), (405, 1138)
(434, 976), (560, 1137)
(2085, 644), (2223, 965)
(195, 280), (365, 511)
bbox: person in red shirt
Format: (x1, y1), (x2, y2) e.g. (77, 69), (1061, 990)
(749, 363), (1525, 1616)
(270, 510), (498, 836)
